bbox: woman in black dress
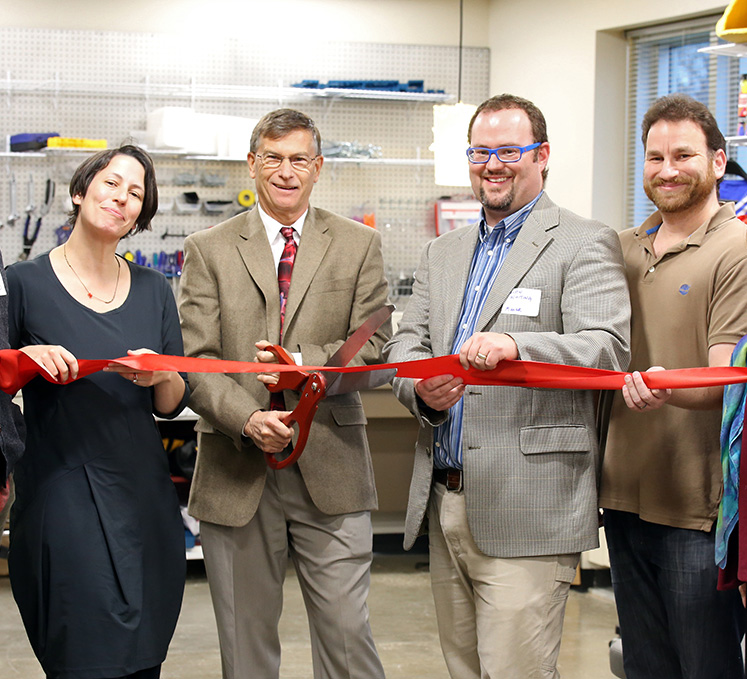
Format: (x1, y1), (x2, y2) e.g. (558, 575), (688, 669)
(7, 145), (189, 679)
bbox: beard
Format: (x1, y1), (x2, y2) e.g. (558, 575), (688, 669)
(479, 179), (515, 215)
(644, 164), (717, 214)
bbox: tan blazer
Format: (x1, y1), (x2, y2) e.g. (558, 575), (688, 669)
(178, 206), (391, 527)
(384, 193), (631, 558)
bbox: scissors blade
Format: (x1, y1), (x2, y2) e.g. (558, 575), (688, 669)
(325, 304), (395, 368)
(323, 368), (397, 396)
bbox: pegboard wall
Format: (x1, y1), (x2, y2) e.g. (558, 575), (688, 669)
(1, 28), (489, 297)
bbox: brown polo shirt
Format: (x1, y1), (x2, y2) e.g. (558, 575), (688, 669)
(600, 203), (747, 531)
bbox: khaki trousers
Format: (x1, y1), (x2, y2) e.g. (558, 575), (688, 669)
(200, 463), (384, 679)
(428, 482), (579, 679)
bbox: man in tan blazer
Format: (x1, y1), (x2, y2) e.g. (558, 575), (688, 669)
(178, 109), (389, 679)
(384, 95), (631, 678)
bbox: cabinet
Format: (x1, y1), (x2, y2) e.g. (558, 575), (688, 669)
(156, 386), (419, 561)
(361, 386), (420, 533)
(156, 408), (203, 560)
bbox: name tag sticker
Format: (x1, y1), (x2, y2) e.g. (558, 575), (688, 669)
(501, 288), (541, 317)
(0, 276), (6, 297)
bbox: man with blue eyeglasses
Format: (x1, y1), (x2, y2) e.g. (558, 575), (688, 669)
(384, 94), (631, 678)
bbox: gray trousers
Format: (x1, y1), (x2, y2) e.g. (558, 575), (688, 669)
(200, 463), (385, 679)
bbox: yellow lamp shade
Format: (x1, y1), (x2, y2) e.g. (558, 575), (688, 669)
(717, 0), (747, 43)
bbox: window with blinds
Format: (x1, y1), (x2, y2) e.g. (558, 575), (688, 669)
(625, 16), (738, 229)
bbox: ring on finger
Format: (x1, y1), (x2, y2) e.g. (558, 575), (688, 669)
(476, 352), (487, 361)
(640, 402), (647, 409)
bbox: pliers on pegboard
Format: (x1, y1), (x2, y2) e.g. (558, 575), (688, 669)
(19, 177), (55, 261)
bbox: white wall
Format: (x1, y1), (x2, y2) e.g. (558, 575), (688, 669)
(0, 0), (489, 46)
(487, 0), (728, 228)
(2, 0), (731, 228)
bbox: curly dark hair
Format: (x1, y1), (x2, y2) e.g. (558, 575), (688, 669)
(641, 94), (725, 154)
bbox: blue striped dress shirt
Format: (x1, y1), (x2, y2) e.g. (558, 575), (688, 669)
(433, 191), (543, 470)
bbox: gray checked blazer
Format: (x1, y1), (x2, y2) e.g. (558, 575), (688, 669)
(384, 192), (631, 558)
(179, 206), (391, 527)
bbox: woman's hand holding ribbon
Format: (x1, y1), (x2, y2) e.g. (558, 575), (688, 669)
(104, 348), (165, 387)
(104, 349), (187, 413)
(19, 345), (79, 383)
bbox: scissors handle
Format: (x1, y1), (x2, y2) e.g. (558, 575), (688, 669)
(265, 345), (308, 392)
(260, 302), (390, 471)
(264, 372), (326, 470)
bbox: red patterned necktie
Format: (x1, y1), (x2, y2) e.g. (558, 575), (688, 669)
(277, 226), (297, 338)
(271, 226), (297, 411)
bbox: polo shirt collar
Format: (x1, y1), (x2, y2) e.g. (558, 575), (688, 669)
(635, 202), (736, 252)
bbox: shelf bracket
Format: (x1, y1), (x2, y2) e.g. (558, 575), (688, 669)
(53, 72), (60, 112)
(4, 71), (11, 111)
(319, 97), (337, 127)
(143, 74), (151, 115)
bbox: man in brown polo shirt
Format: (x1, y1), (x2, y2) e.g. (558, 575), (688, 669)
(600, 94), (747, 678)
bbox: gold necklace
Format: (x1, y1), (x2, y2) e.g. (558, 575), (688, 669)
(63, 243), (122, 304)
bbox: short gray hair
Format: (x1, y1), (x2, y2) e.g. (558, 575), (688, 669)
(250, 108), (322, 155)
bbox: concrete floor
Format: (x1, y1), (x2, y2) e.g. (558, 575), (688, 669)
(0, 546), (619, 678)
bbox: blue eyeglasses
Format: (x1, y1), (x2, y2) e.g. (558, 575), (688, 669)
(466, 143), (542, 164)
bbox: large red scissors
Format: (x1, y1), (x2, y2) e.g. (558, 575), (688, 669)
(263, 304), (396, 470)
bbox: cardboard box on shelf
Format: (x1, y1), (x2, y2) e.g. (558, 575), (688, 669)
(146, 107), (257, 159)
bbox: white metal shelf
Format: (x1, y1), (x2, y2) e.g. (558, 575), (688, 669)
(305, 87), (452, 103)
(1, 149), (435, 166)
(698, 43), (747, 59)
(4, 76), (454, 105)
(325, 157), (434, 167)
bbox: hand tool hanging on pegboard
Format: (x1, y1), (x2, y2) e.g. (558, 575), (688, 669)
(19, 177), (55, 261)
(6, 172), (20, 228)
(19, 175), (36, 260)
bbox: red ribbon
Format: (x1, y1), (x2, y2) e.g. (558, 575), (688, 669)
(3, 348), (747, 394)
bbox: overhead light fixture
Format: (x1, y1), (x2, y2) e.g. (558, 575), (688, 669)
(431, 0), (476, 187)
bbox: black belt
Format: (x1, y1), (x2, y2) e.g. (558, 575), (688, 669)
(433, 467), (463, 492)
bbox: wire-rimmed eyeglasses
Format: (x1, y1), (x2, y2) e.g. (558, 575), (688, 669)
(256, 153), (319, 171)
(466, 143), (542, 164)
